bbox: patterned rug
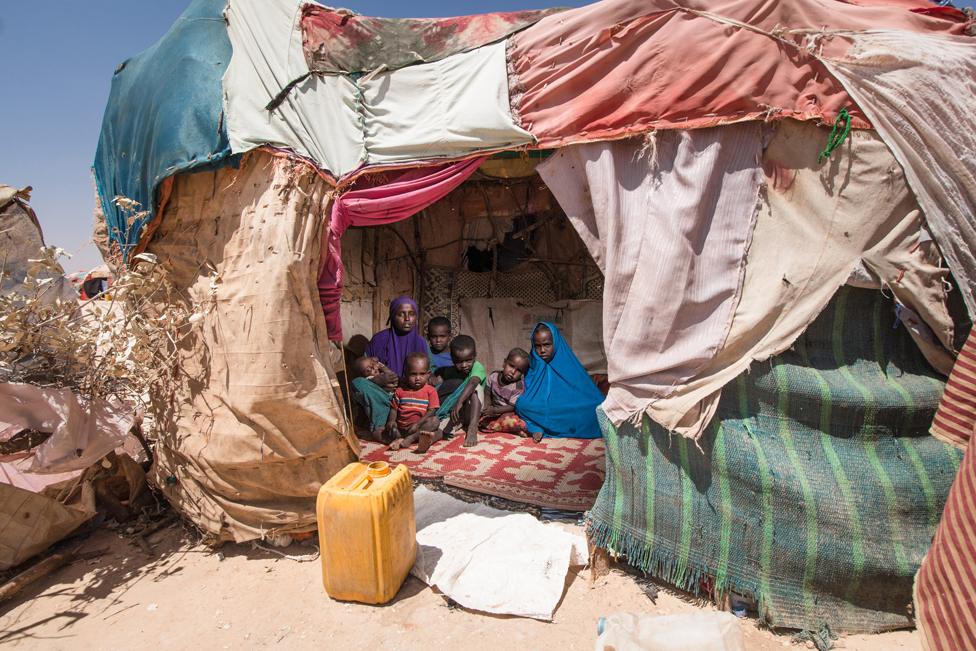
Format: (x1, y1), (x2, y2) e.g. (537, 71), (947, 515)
(359, 433), (605, 512)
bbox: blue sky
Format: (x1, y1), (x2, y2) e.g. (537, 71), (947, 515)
(0, 0), (970, 272)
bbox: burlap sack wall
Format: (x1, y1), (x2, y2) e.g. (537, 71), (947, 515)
(147, 151), (356, 543)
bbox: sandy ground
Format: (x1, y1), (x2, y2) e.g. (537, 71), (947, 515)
(0, 518), (921, 651)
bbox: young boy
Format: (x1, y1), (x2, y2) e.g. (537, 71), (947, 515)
(481, 348), (539, 441)
(386, 352), (441, 451)
(426, 316), (453, 371)
(351, 356), (399, 441)
(431, 335), (486, 450)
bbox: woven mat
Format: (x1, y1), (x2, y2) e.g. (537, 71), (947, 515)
(359, 433), (605, 512)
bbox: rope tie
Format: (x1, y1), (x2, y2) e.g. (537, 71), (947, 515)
(818, 108), (852, 163)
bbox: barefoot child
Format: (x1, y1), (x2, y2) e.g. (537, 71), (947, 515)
(426, 316), (453, 371)
(481, 348), (538, 440)
(350, 356), (399, 441)
(431, 335), (486, 449)
(386, 353), (441, 451)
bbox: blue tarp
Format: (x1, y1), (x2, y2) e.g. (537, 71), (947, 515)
(93, 0), (231, 256)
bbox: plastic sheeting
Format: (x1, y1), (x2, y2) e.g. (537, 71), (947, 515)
(507, 0), (969, 148)
(539, 123), (764, 427)
(224, 0), (532, 179)
(0, 384), (132, 474)
(93, 0), (232, 254)
(824, 31), (976, 319)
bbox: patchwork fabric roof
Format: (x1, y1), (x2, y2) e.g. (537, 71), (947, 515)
(93, 0), (970, 252)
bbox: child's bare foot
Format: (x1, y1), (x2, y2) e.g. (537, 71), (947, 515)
(531, 431), (543, 443)
(388, 438), (404, 451)
(463, 430), (479, 448)
(415, 431), (434, 453)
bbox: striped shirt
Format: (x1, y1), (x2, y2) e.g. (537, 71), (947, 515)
(391, 385), (440, 429)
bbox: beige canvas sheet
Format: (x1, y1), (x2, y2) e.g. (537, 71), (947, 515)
(147, 151), (356, 543)
(459, 298), (606, 374)
(0, 480), (95, 571)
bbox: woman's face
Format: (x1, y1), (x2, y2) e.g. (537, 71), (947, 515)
(533, 327), (554, 363)
(392, 304), (417, 333)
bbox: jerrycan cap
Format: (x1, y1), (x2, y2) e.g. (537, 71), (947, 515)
(367, 461), (392, 478)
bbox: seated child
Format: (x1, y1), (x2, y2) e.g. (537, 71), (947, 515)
(350, 356), (399, 442)
(480, 348), (538, 441)
(426, 316), (453, 371)
(431, 335), (486, 450)
(386, 353), (441, 451)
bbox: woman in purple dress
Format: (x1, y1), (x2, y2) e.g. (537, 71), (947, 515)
(364, 296), (429, 376)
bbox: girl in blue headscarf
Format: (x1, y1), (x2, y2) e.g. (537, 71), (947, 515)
(516, 322), (603, 439)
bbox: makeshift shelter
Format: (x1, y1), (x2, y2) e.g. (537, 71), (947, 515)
(92, 0), (976, 633)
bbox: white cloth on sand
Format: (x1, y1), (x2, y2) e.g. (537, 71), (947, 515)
(411, 486), (587, 620)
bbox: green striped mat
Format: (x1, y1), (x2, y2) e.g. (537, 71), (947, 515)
(588, 287), (963, 633)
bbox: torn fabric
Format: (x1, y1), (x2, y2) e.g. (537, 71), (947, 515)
(301, 6), (559, 74)
(823, 30), (976, 319)
(508, 0), (969, 149)
(224, 0), (532, 178)
(0, 384), (132, 475)
(538, 123), (764, 427)
(645, 120), (956, 438)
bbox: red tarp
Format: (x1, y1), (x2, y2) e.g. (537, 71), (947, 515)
(509, 0), (970, 148)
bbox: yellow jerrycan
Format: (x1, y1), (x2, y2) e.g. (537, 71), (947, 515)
(316, 461), (416, 604)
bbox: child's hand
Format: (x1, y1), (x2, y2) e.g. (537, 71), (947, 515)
(450, 403), (463, 423)
(429, 375), (443, 387)
(482, 406), (499, 419)
(376, 371), (399, 391)
(385, 424), (400, 441)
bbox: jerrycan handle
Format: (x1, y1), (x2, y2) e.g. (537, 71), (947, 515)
(354, 461), (392, 490)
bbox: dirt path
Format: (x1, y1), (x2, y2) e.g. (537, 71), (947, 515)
(0, 523), (920, 650)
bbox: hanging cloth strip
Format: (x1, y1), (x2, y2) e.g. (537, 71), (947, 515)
(318, 157), (486, 340)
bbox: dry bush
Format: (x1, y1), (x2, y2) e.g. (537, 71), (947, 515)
(0, 198), (214, 431)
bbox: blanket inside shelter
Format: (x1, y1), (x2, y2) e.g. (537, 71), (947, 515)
(359, 433), (605, 512)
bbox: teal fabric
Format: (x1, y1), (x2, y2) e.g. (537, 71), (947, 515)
(351, 377), (392, 432)
(588, 287), (962, 634)
(93, 0), (233, 256)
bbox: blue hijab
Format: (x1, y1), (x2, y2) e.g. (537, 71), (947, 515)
(516, 322), (603, 439)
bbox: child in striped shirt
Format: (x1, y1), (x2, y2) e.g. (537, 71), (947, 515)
(387, 352), (441, 451)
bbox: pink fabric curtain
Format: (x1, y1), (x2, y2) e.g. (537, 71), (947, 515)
(319, 157), (486, 340)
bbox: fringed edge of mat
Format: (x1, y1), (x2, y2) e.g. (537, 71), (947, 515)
(586, 516), (771, 625)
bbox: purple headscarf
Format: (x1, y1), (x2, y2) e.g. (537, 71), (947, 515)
(364, 296), (430, 376)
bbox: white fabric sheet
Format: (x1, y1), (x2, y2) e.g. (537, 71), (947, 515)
(411, 486), (587, 621)
(223, 0), (532, 178)
(538, 124), (764, 426)
(825, 30), (976, 318)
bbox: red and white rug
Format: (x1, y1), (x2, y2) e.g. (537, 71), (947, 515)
(359, 433), (605, 512)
